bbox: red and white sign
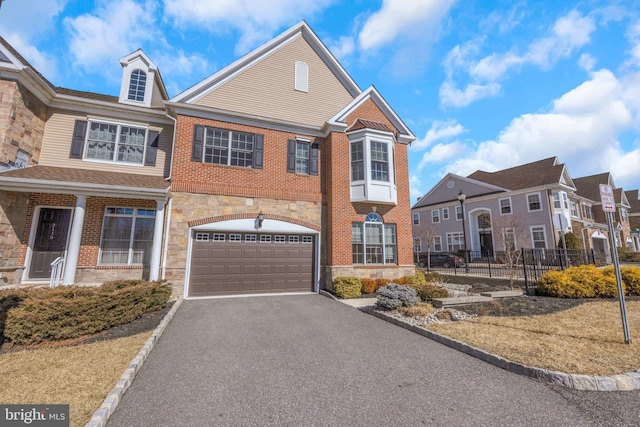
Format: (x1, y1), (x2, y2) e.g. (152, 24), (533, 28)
(600, 184), (615, 212)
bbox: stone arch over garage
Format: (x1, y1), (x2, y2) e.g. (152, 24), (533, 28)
(188, 212), (321, 231)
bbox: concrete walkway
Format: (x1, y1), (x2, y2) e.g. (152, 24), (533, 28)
(107, 294), (640, 426)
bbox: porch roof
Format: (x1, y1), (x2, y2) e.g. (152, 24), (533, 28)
(0, 166), (170, 199)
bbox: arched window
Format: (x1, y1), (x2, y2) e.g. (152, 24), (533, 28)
(352, 212), (397, 265)
(128, 69), (147, 102)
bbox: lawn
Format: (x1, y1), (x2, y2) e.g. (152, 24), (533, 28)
(426, 300), (640, 376)
(0, 332), (151, 427)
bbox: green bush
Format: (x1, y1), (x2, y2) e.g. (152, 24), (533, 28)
(2, 280), (172, 346)
(617, 247), (640, 262)
(557, 232), (581, 249)
(333, 277), (362, 299)
(411, 283), (449, 302)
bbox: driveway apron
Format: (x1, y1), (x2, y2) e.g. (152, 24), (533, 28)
(107, 295), (635, 426)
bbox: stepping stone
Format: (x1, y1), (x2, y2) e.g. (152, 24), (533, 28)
(479, 290), (523, 298)
(432, 296), (493, 308)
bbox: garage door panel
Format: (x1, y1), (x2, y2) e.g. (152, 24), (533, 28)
(189, 232), (314, 297)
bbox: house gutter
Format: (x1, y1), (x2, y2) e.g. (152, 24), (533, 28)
(0, 177), (169, 199)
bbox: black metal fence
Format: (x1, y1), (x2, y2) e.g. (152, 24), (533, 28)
(414, 248), (596, 294)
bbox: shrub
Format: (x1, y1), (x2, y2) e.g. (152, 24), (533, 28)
(374, 278), (390, 290)
(621, 267), (640, 296)
(3, 280), (171, 346)
(603, 266), (640, 296)
(422, 271), (441, 284)
(557, 232), (581, 249)
(537, 270), (595, 298)
(565, 265), (621, 298)
(617, 247), (640, 262)
(333, 277), (361, 299)
(395, 272), (427, 287)
(411, 283), (449, 302)
(360, 278), (377, 294)
(376, 284), (419, 310)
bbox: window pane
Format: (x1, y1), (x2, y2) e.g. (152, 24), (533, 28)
(365, 223), (383, 264)
(351, 141), (364, 181)
(204, 129), (229, 164)
(352, 223), (363, 264)
(100, 209), (155, 265)
(295, 141), (309, 174)
(384, 224), (396, 264)
(117, 126), (146, 164)
(132, 217), (155, 264)
(128, 70), (147, 102)
(230, 132), (254, 167)
(370, 141), (389, 181)
(86, 123), (117, 161)
(100, 216), (132, 264)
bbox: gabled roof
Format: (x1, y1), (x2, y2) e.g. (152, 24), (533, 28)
(119, 49), (169, 101)
(614, 188), (631, 208)
(467, 157), (572, 191)
(327, 86), (415, 144)
(171, 20), (360, 104)
(573, 172), (614, 202)
(625, 190), (640, 213)
(346, 118), (393, 134)
(413, 172), (507, 209)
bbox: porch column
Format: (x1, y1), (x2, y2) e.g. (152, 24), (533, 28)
(149, 199), (165, 281)
(62, 195), (86, 285)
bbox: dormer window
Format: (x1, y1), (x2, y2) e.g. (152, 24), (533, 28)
(128, 70), (147, 102)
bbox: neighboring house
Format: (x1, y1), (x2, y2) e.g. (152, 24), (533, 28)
(573, 173), (633, 253)
(0, 38), (172, 286)
(164, 21), (415, 297)
(412, 157), (632, 264)
(0, 21), (416, 296)
(625, 190), (640, 251)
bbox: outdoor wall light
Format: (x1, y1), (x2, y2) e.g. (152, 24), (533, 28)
(257, 211), (264, 229)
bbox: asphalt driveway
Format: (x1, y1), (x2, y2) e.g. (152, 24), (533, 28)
(107, 294), (640, 426)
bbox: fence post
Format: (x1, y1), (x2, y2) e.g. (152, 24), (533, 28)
(487, 253), (492, 278)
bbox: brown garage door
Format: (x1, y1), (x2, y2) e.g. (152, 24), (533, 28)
(188, 232), (314, 297)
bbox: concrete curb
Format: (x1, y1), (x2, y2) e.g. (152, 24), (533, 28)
(85, 297), (184, 427)
(367, 308), (640, 392)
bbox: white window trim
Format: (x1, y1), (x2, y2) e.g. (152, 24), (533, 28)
(294, 139), (310, 174)
(98, 207), (156, 266)
(202, 127), (256, 168)
(530, 225), (547, 249)
(431, 209), (440, 224)
(412, 212), (420, 225)
(351, 213), (397, 265)
(83, 117), (149, 167)
(501, 227), (516, 250)
(455, 205), (463, 221)
(498, 197), (512, 215)
(348, 129), (397, 205)
(446, 232), (464, 252)
(570, 201), (579, 218)
(442, 207), (450, 220)
(413, 237), (421, 252)
(433, 235), (442, 252)
(526, 192), (543, 212)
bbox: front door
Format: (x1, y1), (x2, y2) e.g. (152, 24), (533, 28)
(29, 208), (72, 279)
(479, 231), (494, 257)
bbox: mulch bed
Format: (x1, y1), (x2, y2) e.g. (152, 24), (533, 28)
(0, 301), (174, 353)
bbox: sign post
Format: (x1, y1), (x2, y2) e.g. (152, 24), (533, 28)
(600, 184), (631, 344)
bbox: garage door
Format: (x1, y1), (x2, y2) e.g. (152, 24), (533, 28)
(188, 232), (314, 297)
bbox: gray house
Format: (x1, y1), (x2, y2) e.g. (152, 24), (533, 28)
(412, 157), (622, 263)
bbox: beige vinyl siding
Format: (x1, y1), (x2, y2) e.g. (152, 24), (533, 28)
(195, 35), (354, 127)
(38, 109), (171, 177)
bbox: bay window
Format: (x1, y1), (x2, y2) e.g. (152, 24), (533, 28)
(349, 128), (396, 204)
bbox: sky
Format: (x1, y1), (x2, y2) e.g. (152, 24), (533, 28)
(2, 0), (640, 202)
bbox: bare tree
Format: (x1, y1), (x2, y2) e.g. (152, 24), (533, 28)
(492, 214), (528, 289)
(417, 223), (438, 269)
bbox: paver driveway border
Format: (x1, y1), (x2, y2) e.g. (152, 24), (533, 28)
(327, 291), (640, 392)
(85, 297), (184, 427)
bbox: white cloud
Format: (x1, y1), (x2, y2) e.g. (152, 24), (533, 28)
(3, 34), (58, 80)
(64, 0), (160, 83)
(358, 0), (454, 50)
(412, 120), (465, 150)
(417, 141), (466, 171)
(440, 10), (596, 107)
(579, 53), (596, 71)
(441, 68), (640, 188)
(480, 4), (525, 35)
(162, 0), (335, 55)
(327, 36), (354, 62)
(439, 80), (501, 108)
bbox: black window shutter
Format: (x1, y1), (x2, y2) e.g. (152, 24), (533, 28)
(192, 125), (204, 162)
(253, 134), (264, 169)
(287, 139), (296, 173)
(69, 120), (87, 159)
(145, 130), (159, 166)
(310, 142), (319, 176)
